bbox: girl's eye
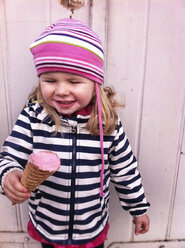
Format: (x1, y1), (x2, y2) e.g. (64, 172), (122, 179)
(45, 80), (57, 83)
(70, 81), (81, 84)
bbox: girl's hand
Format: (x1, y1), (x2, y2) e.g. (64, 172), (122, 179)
(133, 214), (150, 235)
(3, 171), (31, 204)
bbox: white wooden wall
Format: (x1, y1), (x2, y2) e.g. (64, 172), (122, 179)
(0, 0), (185, 247)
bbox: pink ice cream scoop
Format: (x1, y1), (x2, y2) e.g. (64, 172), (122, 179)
(28, 151), (60, 171)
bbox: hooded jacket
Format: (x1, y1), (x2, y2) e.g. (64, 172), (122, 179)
(0, 102), (150, 245)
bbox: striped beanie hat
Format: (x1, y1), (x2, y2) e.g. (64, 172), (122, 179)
(30, 18), (105, 197)
(30, 18), (104, 83)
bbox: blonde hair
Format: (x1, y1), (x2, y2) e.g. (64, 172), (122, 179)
(28, 84), (124, 135)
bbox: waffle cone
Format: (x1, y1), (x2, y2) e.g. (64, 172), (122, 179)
(21, 162), (55, 192)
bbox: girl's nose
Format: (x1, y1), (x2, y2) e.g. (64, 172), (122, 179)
(55, 82), (70, 96)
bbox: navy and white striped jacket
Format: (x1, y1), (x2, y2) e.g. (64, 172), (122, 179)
(0, 102), (150, 245)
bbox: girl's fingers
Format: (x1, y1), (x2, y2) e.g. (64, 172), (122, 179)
(5, 186), (30, 203)
(3, 171), (30, 203)
(5, 178), (27, 196)
(133, 215), (150, 235)
(9, 185), (30, 201)
(142, 222), (149, 233)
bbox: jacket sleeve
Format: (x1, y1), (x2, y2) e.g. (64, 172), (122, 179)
(109, 118), (150, 216)
(0, 108), (33, 193)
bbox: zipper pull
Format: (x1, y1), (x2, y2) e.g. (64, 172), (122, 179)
(71, 126), (77, 134)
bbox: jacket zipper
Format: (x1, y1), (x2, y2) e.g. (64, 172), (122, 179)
(68, 125), (77, 244)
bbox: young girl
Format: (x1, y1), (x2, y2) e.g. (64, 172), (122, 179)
(0, 18), (150, 248)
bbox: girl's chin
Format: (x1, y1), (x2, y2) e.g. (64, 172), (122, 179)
(58, 110), (75, 115)
(54, 104), (80, 115)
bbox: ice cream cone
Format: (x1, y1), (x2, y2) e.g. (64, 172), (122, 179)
(12, 151), (60, 205)
(20, 162), (55, 192)
(21, 151), (60, 192)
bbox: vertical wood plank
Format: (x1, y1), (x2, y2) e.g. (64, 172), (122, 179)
(104, 0), (150, 243)
(181, 125), (185, 154)
(0, 195), (20, 231)
(0, 0), (12, 146)
(4, 0), (52, 124)
(0, 59), (10, 145)
(106, 0), (150, 153)
(90, 0), (107, 46)
(170, 111), (185, 238)
(20, 201), (30, 232)
(170, 155), (185, 239)
(0, 0), (22, 233)
(135, 0), (185, 241)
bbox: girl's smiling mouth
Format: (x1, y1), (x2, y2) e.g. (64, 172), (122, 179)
(54, 100), (76, 109)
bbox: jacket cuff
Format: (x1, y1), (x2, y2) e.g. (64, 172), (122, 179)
(129, 209), (147, 216)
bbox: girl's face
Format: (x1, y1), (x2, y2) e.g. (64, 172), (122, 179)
(40, 72), (95, 115)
